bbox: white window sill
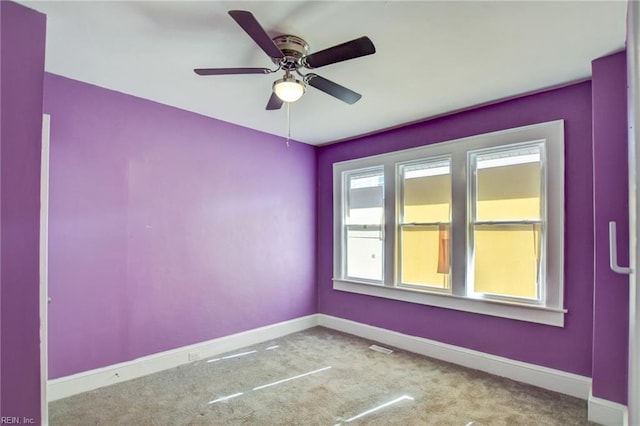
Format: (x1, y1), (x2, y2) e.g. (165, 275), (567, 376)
(332, 279), (566, 327)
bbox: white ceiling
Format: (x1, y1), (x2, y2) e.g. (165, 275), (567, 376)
(21, 1), (628, 145)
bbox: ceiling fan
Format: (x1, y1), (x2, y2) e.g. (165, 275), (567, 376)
(194, 10), (376, 110)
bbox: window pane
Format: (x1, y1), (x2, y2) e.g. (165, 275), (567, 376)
(476, 147), (541, 221)
(399, 159), (451, 289)
(344, 168), (384, 282)
(401, 226), (449, 288)
(402, 160), (451, 223)
(346, 171), (383, 225)
(346, 228), (383, 281)
(473, 224), (540, 299)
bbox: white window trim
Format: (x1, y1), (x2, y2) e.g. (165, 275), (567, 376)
(342, 166), (385, 284)
(332, 120), (566, 327)
(466, 141), (547, 305)
(397, 156), (452, 292)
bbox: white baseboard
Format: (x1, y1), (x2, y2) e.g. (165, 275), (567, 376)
(317, 314), (591, 399)
(48, 315), (319, 401)
(50, 313), (627, 426)
(588, 390), (628, 426)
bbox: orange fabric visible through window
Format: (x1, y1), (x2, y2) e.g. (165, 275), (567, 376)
(437, 224), (449, 274)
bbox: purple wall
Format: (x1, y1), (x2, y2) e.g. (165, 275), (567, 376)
(317, 82), (595, 376)
(592, 51), (629, 404)
(43, 74), (317, 378)
(0, 1), (46, 423)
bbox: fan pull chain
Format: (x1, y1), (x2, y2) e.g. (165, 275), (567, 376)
(286, 101), (291, 148)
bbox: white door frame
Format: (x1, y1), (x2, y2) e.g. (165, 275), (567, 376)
(628, 1), (640, 425)
(40, 113), (50, 425)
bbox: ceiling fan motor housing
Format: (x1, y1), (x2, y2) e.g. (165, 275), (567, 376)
(194, 10), (375, 109)
(271, 35), (309, 70)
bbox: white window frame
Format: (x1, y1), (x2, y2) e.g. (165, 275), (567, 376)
(332, 120), (566, 327)
(397, 156), (452, 293)
(466, 142), (547, 304)
(342, 166), (385, 284)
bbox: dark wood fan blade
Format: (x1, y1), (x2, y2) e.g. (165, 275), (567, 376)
(194, 67), (272, 76)
(266, 92), (284, 110)
(303, 36), (375, 69)
(306, 74), (361, 104)
(228, 10), (284, 59)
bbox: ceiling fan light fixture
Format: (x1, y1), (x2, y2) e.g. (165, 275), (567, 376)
(273, 76), (305, 103)
(194, 10), (375, 110)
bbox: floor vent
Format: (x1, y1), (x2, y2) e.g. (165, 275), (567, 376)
(369, 344), (393, 355)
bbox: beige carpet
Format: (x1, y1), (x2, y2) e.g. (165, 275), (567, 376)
(49, 327), (592, 425)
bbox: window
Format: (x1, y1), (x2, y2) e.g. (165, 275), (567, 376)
(398, 158), (452, 291)
(343, 168), (384, 282)
(468, 144), (545, 303)
(333, 121), (565, 326)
